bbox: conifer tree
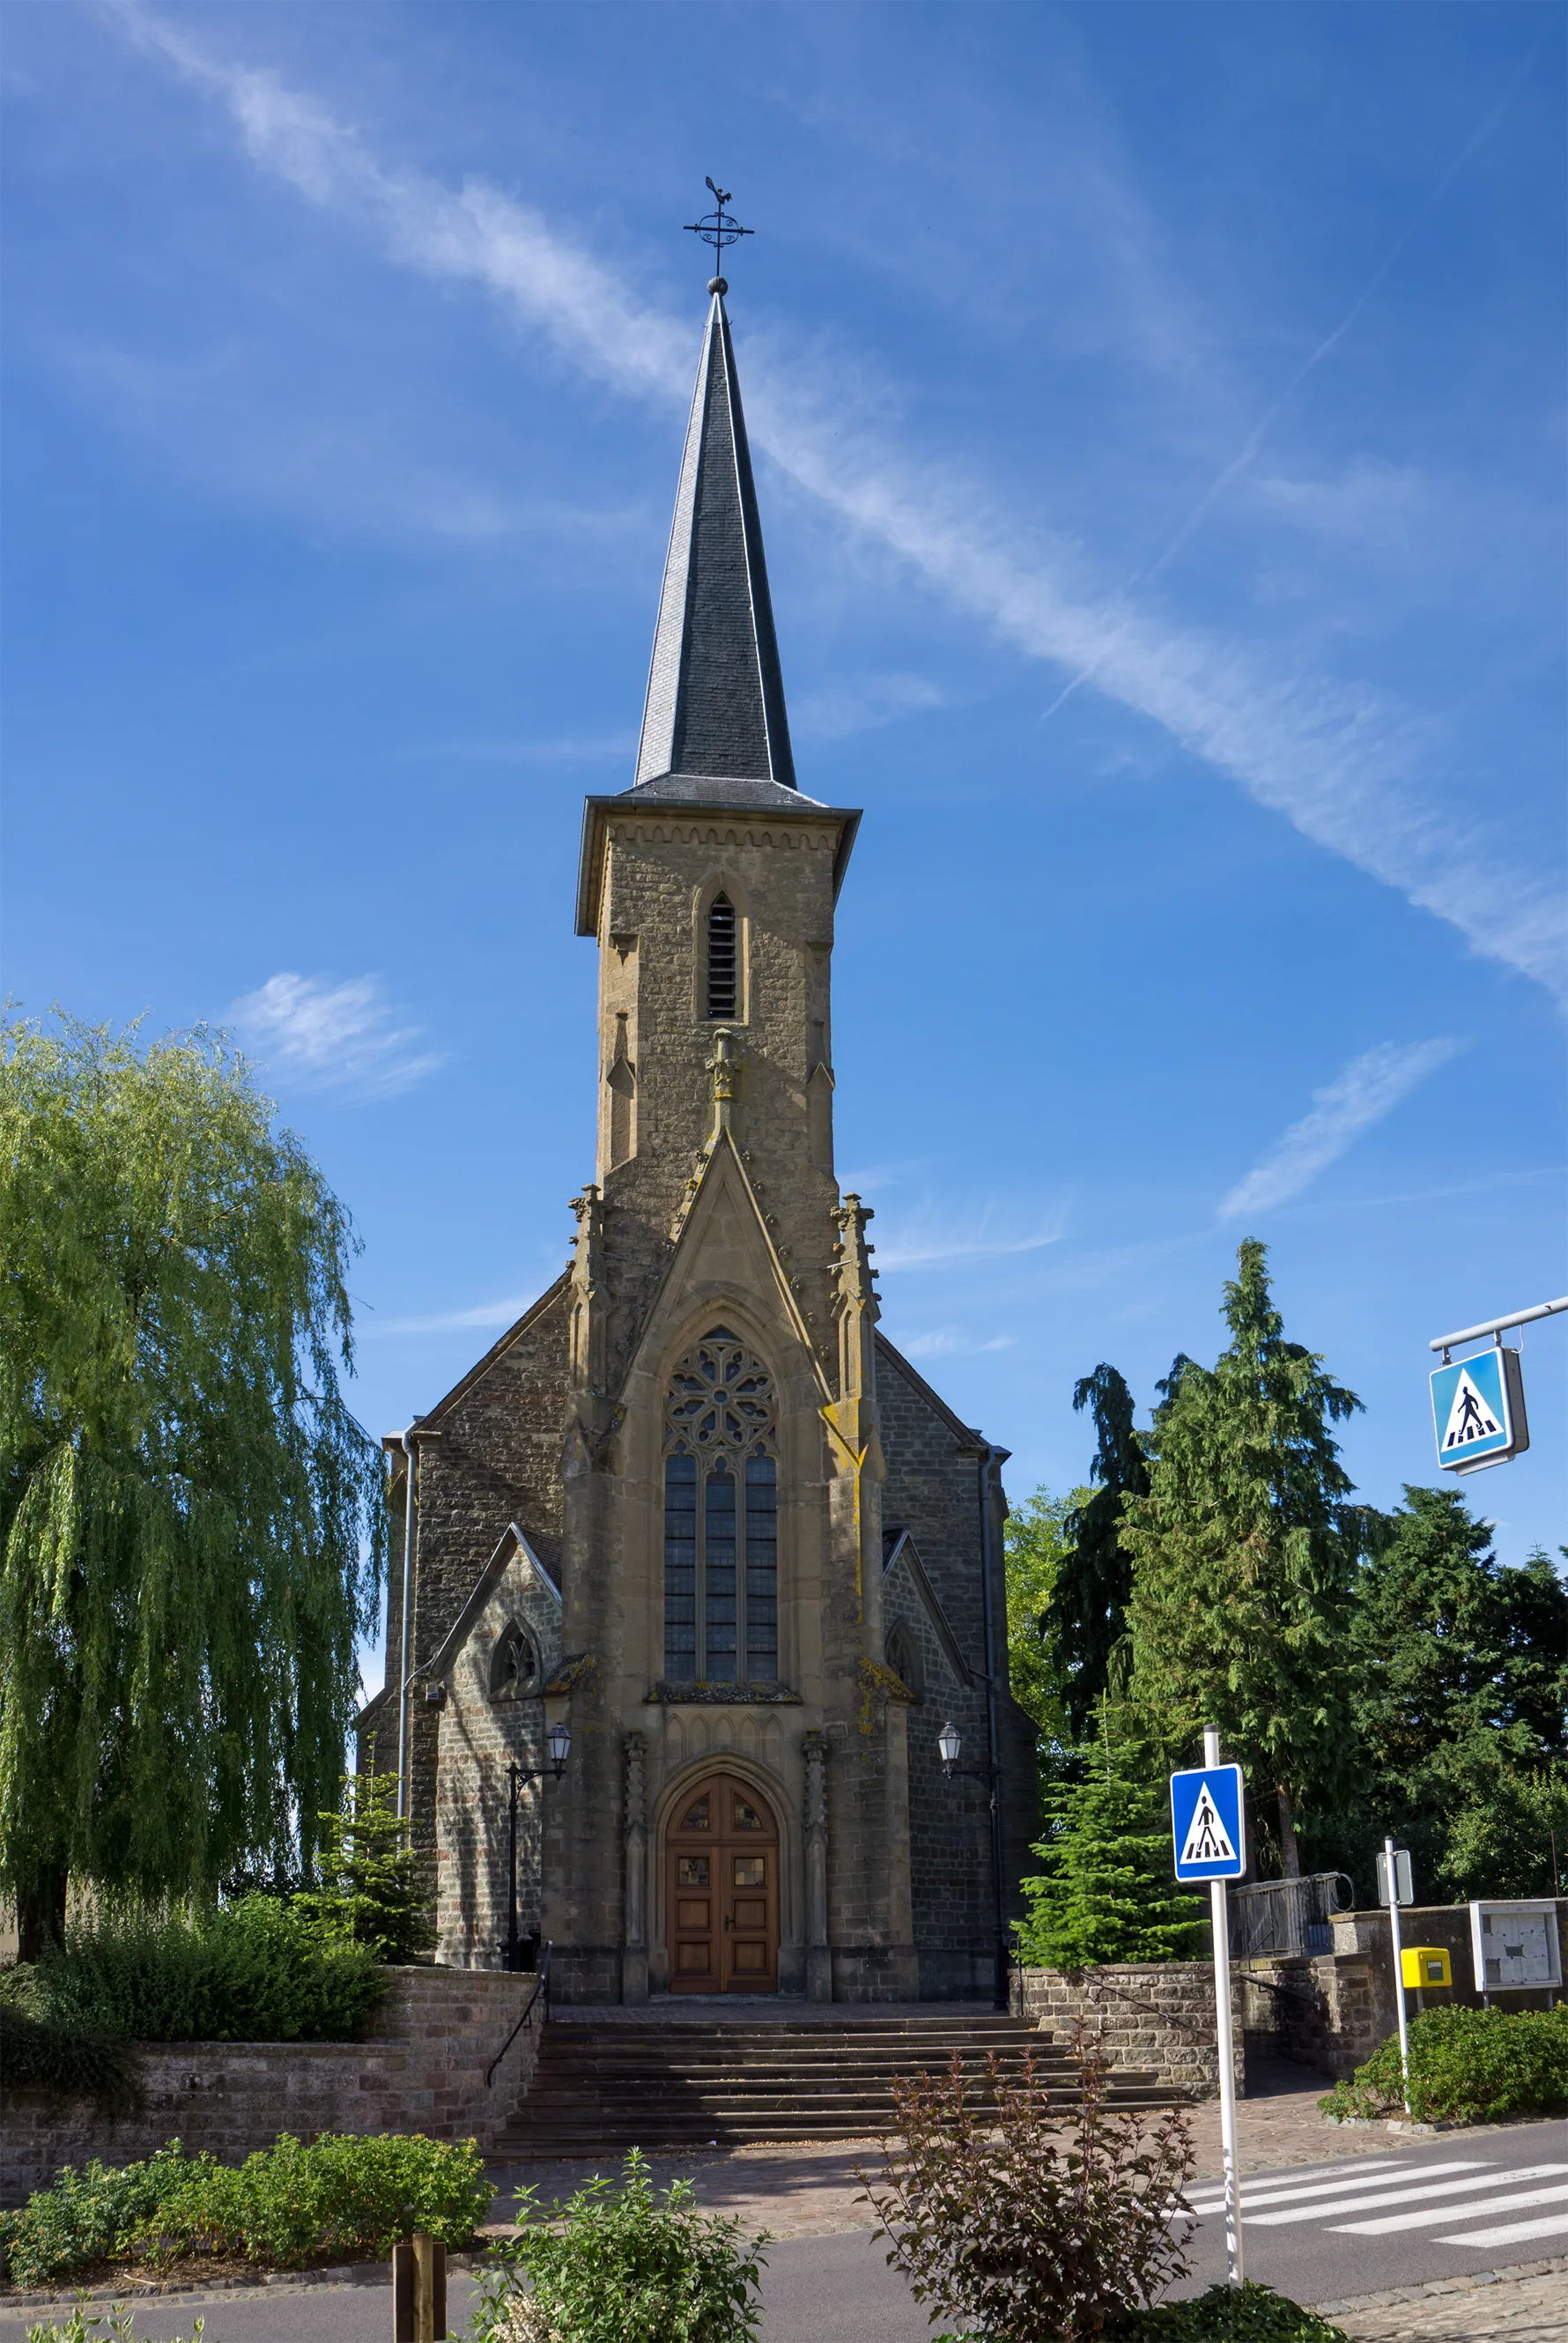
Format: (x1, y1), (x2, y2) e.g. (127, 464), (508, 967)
(294, 1770), (436, 1961)
(1345, 1489), (1568, 1898)
(1121, 1241), (1361, 1877)
(1015, 1709), (1204, 1968)
(1003, 1487), (1077, 1745)
(0, 1014), (385, 1954)
(1055, 1365), (1149, 1738)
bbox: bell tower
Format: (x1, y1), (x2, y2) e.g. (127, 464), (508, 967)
(573, 279), (862, 1398)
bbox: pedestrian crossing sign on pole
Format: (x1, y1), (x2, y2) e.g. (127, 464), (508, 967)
(1170, 1763), (1246, 1881)
(1429, 1346), (1528, 1475)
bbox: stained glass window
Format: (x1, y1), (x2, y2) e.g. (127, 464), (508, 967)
(662, 1330), (779, 1684)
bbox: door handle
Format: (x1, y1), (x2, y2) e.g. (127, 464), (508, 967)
(723, 1916), (732, 1931)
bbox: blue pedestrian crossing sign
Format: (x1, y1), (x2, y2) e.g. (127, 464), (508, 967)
(1430, 1347), (1528, 1475)
(1171, 1764), (1246, 1881)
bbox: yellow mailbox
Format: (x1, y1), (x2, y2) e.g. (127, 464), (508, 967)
(1402, 1946), (1451, 1989)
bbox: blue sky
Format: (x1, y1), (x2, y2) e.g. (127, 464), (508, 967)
(4, 3), (1564, 1685)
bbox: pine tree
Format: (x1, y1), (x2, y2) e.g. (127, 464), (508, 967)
(294, 1770), (435, 1961)
(0, 1014), (385, 1954)
(1015, 1709), (1204, 1968)
(1121, 1241), (1362, 1877)
(1054, 1365), (1150, 1738)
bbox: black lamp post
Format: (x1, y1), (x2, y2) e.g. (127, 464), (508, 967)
(505, 1720), (571, 1974)
(937, 1719), (1010, 2013)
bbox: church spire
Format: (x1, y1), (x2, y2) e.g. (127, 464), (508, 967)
(633, 284), (796, 792)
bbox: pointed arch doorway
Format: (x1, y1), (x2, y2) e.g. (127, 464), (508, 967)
(665, 1772), (780, 1993)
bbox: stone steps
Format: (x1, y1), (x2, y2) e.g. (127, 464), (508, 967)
(493, 2011), (1180, 2156)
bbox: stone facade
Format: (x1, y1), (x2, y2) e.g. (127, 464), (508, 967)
(0, 1969), (541, 2208)
(1012, 1961), (1246, 2099)
(357, 286), (1033, 2005)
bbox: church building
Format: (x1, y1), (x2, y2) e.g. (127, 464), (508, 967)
(358, 272), (1037, 2004)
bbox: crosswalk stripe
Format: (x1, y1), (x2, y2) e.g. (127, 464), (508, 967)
(1186, 2160), (1477, 2216)
(1244, 2165), (1565, 2227)
(1439, 2211), (1568, 2248)
(1330, 2177), (1568, 2236)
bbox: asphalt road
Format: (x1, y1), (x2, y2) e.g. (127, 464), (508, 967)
(4, 2124), (1564, 2341)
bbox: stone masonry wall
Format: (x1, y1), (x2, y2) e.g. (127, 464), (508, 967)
(1240, 1952), (1379, 2080)
(0, 1969), (541, 2208)
(878, 1343), (1036, 1990)
(1240, 1902), (1568, 2080)
(1013, 1961), (1246, 2098)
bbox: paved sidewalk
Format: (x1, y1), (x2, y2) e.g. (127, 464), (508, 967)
(1328, 2262), (1568, 2340)
(486, 2050), (1548, 2238)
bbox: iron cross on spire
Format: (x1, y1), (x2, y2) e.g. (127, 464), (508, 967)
(684, 176), (753, 293)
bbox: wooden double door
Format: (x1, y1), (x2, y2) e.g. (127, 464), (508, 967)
(665, 1772), (780, 1993)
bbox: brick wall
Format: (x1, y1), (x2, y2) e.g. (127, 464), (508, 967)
(1013, 1961), (1246, 2098)
(0, 1969), (542, 2208)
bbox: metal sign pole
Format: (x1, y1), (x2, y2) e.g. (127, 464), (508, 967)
(1204, 1726), (1244, 2288)
(1385, 1835), (1411, 2115)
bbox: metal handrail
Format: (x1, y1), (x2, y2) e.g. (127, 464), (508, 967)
(485, 1939), (552, 2087)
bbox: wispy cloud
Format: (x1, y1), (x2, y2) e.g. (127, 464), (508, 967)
(109, 4), (1566, 999)
(897, 1327), (1018, 1361)
(362, 1293), (533, 1338)
(1219, 1039), (1461, 1220)
(874, 1208), (1068, 1271)
(793, 671), (946, 743)
(229, 972), (441, 1098)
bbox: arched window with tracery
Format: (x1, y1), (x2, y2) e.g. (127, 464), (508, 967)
(490, 1620), (541, 1702)
(706, 893), (738, 1020)
(662, 1327), (777, 1684)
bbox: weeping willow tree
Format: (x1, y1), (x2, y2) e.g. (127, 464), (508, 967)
(0, 1013), (385, 1955)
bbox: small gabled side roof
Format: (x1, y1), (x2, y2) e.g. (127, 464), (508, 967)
(425, 1523), (562, 1685)
(884, 1527), (977, 1687)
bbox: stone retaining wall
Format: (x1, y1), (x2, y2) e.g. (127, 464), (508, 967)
(1, 1967), (542, 2207)
(1241, 1902), (1568, 2081)
(1011, 1961), (1246, 2098)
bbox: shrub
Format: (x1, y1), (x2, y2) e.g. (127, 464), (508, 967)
(1113, 2281), (1349, 2339)
(25, 2301), (214, 2342)
(468, 2150), (767, 2343)
(23, 1898), (383, 2047)
(0, 1988), (140, 2112)
(138, 2131), (489, 2270)
(0, 2144), (200, 2287)
(855, 2022), (1195, 2343)
(1320, 2004), (1568, 2125)
(0, 2132), (490, 2287)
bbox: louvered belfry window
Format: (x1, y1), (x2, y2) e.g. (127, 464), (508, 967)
(662, 1328), (777, 1683)
(706, 893), (737, 1020)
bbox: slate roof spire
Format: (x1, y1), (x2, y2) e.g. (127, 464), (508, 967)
(633, 283), (797, 793)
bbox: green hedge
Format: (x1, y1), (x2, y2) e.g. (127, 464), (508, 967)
(1320, 2004), (1568, 2124)
(10, 1896), (383, 2050)
(0, 2001), (140, 2112)
(1113, 2282), (1348, 2339)
(0, 2133), (492, 2288)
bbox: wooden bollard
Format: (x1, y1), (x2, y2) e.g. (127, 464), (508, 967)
(392, 2233), (447, 2341)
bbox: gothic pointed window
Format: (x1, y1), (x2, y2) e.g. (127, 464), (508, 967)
(706, 893), (737, 1020)
(490, 1620), (540, 1702)
(662, 1327), (777, 1684)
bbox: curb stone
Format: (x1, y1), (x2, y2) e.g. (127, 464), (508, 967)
(1311, 2253), (1567, 2316)
(1, 2250), (484, 2310)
